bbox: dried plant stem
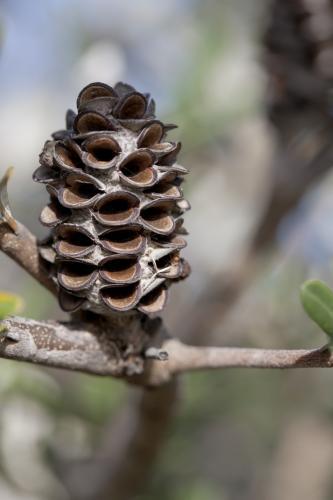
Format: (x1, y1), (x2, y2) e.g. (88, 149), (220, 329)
(0, 167), (56, 295)
(0, 221), (57, 295)
(1, 316), (332, 386)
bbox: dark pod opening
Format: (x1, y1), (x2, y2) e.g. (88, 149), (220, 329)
(155, 252), (176, 269)
(95, 193), (139, 225)
(100, 228), (144, 253)
(74, 183), (99, 198)
(100, 257), (140, 283)
(90, 146), (116, 162)
(85, 136), (121, 165)
(54, 144), (84, 171)
(154, 252), (181, 278)
(74, 112), (110, 134)
(33, 165), (59, 183)
(58, 261), (96, 291)
(138, 285), (167, 314)
(77, 82), (116, 108)
(101, 283), (140, 311)
(140, 203), (174, 234)
(57, 228), (94, 257)
(116, 93), (147, 120)
(137, 122), (163, 148)
(40, 198), (71, 227)
(120, 151), (155, 186)
(62, 180), (101, 208)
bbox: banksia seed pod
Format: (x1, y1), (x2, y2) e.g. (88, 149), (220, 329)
(34, 82), (190, 315)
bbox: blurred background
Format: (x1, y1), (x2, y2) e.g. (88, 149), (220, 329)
(2, 0), (333, 498)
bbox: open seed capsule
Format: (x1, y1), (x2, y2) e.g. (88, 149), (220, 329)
(77, 82), (117, 108)
(99, 255), (141, 284)
(33, 165), (59, 184)
(99, 225), (145, 254)
(153, 251), (183, 279)
(58, 173), (103, 208)
(40, 198), (71, 227)
(100, 283), (141, 311)
(137, 121), (164, 148)
(54, 142), (84, 172)
(74, 111), (112, 134)
(94, 191), (140, 226)
(56, 225), (95, 258)
(82, 135), (121, 170)
(57, 261), (97, 292)
(140, 200), (175, 235)
(119, 150), (156, 188)
(114, 92), (147, 120)
(138, 284), (168, 314)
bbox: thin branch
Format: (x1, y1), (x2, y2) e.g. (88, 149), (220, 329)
(1, 316), (333, 386)
(163, 340), (333, 372)
(0, 168), (56, 295)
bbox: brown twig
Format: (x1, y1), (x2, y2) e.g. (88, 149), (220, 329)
(0, 167), (56, 295)
(0, 221), (57, 295)
(0, 315), (150, 379)
(1, 316), (332, 387)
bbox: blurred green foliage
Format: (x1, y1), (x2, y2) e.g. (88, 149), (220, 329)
(300, 279), (333, 341)
(0, 291), (23, 320)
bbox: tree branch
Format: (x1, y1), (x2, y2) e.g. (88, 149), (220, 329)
(0, 168), (56, 295)
(0, 221), (57, 295)
(0, 316), (149, 378)
(1, 316), (333, 386)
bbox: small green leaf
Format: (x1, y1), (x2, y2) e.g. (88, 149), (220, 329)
(300, 279), (333, 338)
(0, 292), (24, 320)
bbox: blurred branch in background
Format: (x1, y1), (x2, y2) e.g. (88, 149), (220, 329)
(180, 0), (333, 346)
(60, 380), (178, 500)
(254, 0), (333, 248)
